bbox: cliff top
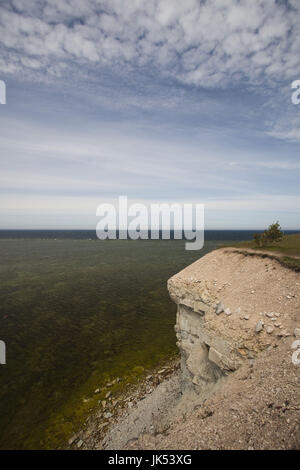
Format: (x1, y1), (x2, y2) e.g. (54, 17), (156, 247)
(168, 247), (299, 363)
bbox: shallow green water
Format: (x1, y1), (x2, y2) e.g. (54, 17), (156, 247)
(0, 238), (224, 449)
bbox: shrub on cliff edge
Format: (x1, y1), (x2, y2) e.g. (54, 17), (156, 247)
(253, 221), (283, 247)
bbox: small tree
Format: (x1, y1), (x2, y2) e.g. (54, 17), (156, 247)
(265, 221), (283, 244)
(253, 232), (262, 247)
(253, 221), (283, 247)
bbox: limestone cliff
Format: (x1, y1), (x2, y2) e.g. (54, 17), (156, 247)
(168, 247), (299, 397)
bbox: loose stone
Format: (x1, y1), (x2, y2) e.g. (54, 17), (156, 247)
(294, 327), (300, 338)
(216, 302), (224, 315)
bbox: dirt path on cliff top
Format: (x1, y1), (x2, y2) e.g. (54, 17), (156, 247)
(224, 246), (300, 260)
(124, 249), (300, 450)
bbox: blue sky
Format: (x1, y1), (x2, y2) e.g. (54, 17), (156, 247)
(0, 0), (300, 229)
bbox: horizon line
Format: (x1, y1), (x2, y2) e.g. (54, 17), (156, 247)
(1, 228), (300, 232)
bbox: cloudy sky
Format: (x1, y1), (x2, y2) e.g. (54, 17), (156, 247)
(0, 0), (300, 229)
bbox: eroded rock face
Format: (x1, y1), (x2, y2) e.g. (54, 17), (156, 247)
(170, 289), (236, 395)
(167, 258), (241, 394)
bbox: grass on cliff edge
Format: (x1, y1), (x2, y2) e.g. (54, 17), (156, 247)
(223, 233), (300, 271)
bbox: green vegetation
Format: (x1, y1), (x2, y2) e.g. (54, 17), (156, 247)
(253, 221), (283, 247)
(0, 238), (219, 449)
(226, 233), (300, 271)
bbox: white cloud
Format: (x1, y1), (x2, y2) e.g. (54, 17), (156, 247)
(267, 128), (300, 142)
(229, 159), (300, 170)
(0, 0), (299, 87)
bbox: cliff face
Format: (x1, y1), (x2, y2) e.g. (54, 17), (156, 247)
(170, 281), (236, 393)
(168, 247), (299, 396)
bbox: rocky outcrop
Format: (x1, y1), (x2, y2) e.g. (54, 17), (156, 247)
(168, 247), (299, 397)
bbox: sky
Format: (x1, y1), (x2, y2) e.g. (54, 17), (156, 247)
(0, 0), (300, 230)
